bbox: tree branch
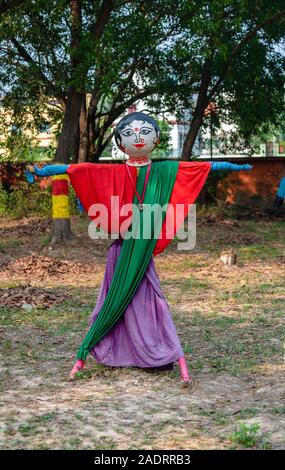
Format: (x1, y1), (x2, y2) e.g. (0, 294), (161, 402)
(70, 0), (82, 72)
(209, 7), (285, 100)
(89, 0), (114, 40)
(0, 0), (26, 15)
(10, 38), (66, 104)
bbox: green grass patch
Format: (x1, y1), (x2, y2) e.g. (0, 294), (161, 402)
(238, 245), (283, 262)
(0, 238), (23, 250)
(229, 422), (261, 448)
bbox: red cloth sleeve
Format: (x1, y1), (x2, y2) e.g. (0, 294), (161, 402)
(67, 163), (136, 234)
(153, 161), (211, 256)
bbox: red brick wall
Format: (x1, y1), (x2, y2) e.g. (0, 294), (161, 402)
(213, 158), (285, 204)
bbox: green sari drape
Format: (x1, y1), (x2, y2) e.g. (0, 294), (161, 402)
(77, 161), (179, 361)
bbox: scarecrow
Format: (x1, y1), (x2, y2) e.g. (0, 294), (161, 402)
(27, 112), (252, 385)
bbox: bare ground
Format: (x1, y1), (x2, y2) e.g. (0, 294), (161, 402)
(0, 214), (284, 450)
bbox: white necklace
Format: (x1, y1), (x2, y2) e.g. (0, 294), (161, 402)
(126, 157), (151, 167)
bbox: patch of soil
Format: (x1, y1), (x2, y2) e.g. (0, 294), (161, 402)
(0, 217), (51, 239)
(2, 253), (94, 280)
(0, 285), (71, 309)
(199, 205), (285, 221)
(197, 219), (261, 245)
(199, 216), (242, 227)
(219, 232), (261, 245)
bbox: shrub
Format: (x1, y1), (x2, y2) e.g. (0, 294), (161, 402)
(0, 180), (80, 219)
(229, 422), (261, 448)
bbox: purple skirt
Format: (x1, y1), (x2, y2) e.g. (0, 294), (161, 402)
(89, 239), (183, 368)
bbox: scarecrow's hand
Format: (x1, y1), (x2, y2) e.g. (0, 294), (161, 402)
(25, 164), (69, 183)
(25, 166), (36, 183)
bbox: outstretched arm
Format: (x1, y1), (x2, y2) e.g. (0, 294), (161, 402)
(25, 164), (69, 183)
(210, 161), (253, 172)
(25, 163), (85, 213)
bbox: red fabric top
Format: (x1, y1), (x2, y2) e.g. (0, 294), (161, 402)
(67, 161), (211, 256)
(67, 163), (137, 235)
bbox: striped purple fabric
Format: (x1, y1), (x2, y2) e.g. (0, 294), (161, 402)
(89, 239), (184, 368)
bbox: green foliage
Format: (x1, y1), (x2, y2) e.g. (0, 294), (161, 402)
(0, 131), (35, 163)
(0, 181), (51, 218)
(0, 0), (284, 160)
(0, 114), (56, 163)
(0, 179), (80, 218)
(151, 119), (172, 158)
(229, 422), (261, 448)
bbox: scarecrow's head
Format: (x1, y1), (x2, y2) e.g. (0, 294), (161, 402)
(114, 112), (160, 158)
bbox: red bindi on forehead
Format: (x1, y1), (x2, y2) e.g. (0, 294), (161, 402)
(134, 127), (140, 131)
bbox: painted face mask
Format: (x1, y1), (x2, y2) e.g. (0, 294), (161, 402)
(115, 112), (160, 158)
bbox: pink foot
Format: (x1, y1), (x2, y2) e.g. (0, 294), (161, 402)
(69, 359), (85, 380)
(178, 356), (191, 384)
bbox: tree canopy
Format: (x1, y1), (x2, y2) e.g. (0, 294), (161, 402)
(0, 0), (284, 162)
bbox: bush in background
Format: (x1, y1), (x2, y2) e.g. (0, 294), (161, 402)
(0, 181), (79, 219)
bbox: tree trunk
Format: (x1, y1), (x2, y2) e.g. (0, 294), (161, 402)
(50, 174), (75, 245)
(181, 114), (204, 160)
(52, 91), (82, 245)
(87, 120), (95, 162)
(78, 95), (88, 163)
(181, 57), (212, 160)
(54, 90), (82, 163)
(51, 218), (74, 245)
(50, 1), (84, 244)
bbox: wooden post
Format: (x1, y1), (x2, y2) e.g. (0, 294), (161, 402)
(51, 174), (74, 245)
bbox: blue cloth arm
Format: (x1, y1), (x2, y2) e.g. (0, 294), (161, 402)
(210, 162), (253, 171)
(34, 164), (69, 176)
(277, 177), (285, 199)
(25, 164), (69, 183)
(25, 164), (86, 213)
